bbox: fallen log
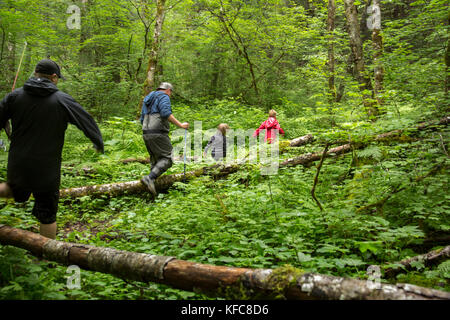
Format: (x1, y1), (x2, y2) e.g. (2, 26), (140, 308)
(120, 155), (200, 164)
(384, 245), (450, 278)
(0, 224), (448, 300)
(120, 157), (150, 164)
(61, 144), (352, 199)
(282, 143), (353, 167)
(60, 164), (240, 199)
(283, 115), (449, 167)
(289, 134), (315, 147)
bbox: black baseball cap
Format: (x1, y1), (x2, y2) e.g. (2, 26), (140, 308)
(35, 59), (65, 79)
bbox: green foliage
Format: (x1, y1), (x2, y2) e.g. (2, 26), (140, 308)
(0, 0), (448, 300)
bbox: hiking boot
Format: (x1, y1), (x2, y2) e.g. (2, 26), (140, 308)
(141, 175), (157, 197)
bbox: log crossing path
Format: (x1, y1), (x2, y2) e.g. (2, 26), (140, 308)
(0, 224), (449, 300)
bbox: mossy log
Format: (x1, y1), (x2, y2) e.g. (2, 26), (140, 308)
(1, 224), (449, 300)
(384, 245), (450, 278)
(282, 143), (353, 167)
(289, 134), (315, 147)
(59, 164), (240, 199)
(283, 115), (449, 167)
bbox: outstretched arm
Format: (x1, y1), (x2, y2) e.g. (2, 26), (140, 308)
(168, 114), (189, 129)
(59, 93), (104, 153)
(253, 122), (266, 137)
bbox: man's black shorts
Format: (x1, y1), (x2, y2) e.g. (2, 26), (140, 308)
(10, 186), (59, 224)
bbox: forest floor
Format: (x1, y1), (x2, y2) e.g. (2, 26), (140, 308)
(0, 101), (448, 299)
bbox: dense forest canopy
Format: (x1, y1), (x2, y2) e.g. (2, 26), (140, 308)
(0, 0), (448, 302)
(1, 0), (447, 118)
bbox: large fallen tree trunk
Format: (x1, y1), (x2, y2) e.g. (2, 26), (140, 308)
(281, 143), (353, 167)
(0, 224), (448, 300)
(60, 164), (240, 199)
(61, 144), (351, 199)
(384, 245), (450, 278)
(282, 115), (450, 167)
(288, 134), (315, 147)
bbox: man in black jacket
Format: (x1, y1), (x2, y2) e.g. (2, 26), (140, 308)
(0, 59), (104, 239)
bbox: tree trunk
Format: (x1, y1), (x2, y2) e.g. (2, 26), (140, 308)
(371, 0), (384, 106)
(327, 0), (336, 103)
(142, 0), (166, 96)
(138, 0), (167, 116)
(343, 0), (378, 118)
(289, 134), (315, 147)
(60, 164), (240, 198)
(282, 143), (354, 167)
(283, 116), (450, 167)
(384, 246), (450, 278)
(445, 11), (450, 98)
(0, 224), (448, 300)
(79, 0), (92, 69)
(0, 26), (5, 65)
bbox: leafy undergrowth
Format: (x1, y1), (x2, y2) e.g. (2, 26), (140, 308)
(0, 101), (448, 299)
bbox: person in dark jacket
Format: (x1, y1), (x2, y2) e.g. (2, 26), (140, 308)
(0, 59), (104, 239)
(140, 82), (189, 197)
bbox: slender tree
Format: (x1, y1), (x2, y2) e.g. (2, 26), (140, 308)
(142, 0), (167, 96)
(327, 0), (336, 103)
(370, 0), (384, 106)
(343, 0), (378, 118)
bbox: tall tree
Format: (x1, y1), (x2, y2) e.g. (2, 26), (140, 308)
(370, 0), (384, 106)
(327, 0), (336, 103)
(343, 0), (378, 118)
(142, 0), (167, 96)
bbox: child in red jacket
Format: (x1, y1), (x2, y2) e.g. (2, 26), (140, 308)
(253, 109), (285, 144)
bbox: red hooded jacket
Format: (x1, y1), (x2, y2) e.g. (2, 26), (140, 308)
(253, 117), (285, 144)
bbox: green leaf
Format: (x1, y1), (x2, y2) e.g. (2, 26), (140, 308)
(297, 252), (312, 263)
(356, 241), (383, 254)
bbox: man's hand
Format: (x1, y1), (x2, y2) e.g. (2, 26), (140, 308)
(180, 122), (189, 130)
